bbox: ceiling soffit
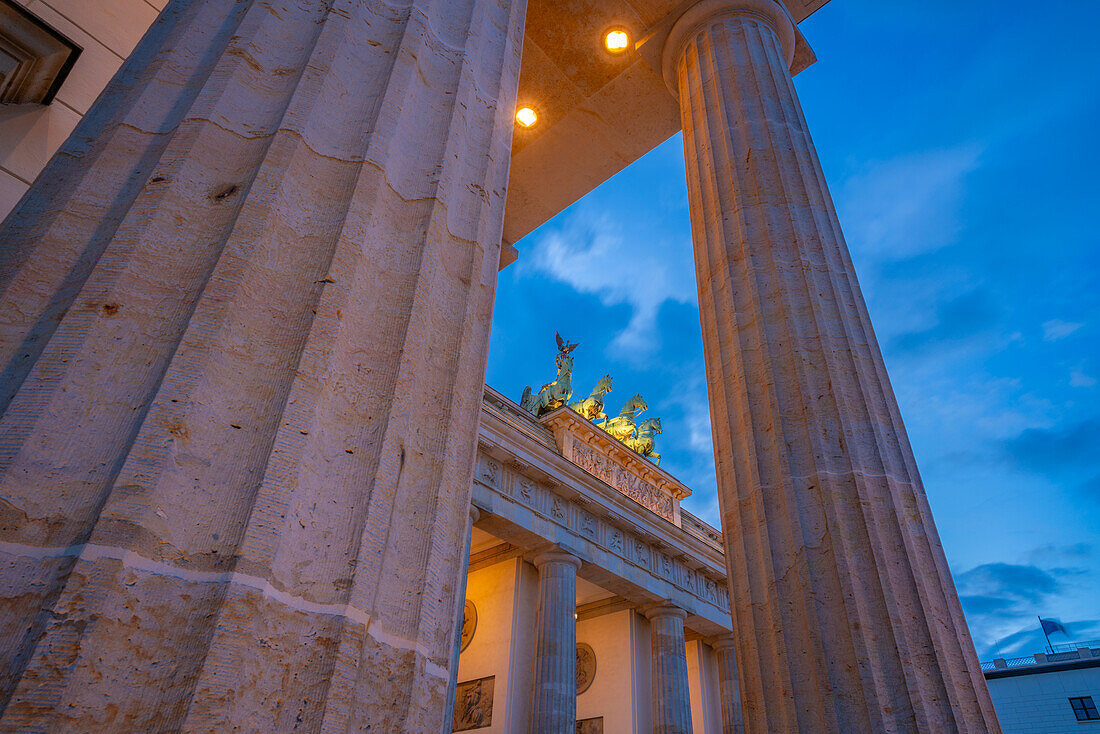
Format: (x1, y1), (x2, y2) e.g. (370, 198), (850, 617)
(502, 0), (829, 253)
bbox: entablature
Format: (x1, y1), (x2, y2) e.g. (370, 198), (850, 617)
(475, 387), (731, 635)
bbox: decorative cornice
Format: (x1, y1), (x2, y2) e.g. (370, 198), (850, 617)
(477, 399), (725, 572)
(470, 450), (733, 627)
(539, 406), (689, 525)
(661, 0), (797, 94)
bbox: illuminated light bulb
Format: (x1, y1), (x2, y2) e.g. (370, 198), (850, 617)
(515, 107), (538, 127)
(604, 29), (630, 53)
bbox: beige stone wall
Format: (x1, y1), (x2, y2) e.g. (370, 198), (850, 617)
(577, 609), (641, 731)
(458, 558), (537, 732)
(686, 639), (722, 733)
(0, 0), (163, 218)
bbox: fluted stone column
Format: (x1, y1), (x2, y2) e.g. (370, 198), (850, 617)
(711, 635), (744, 734)
(663, 1), (1000, 731)
(530, 551), (581, 734)
(0, 0), (526, 730)
(646, 604), (693, 734)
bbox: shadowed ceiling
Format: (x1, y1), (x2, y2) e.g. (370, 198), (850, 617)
(502, 0), (829, 256)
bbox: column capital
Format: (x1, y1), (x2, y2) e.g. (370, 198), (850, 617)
(661, 0), (796, 92)
(707, 634), (737, 652)
(532, 549), (582, 571)
(644, 602), (687, 622)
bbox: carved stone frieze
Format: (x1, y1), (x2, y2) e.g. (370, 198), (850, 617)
(540, 407), (686, 523)
(472, 452), (730, 613)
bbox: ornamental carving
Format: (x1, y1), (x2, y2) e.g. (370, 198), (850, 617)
(460, 600), (477, 652)
(570, 442), (675, 522)
(576, 643), (596, 694)
(453, 676), (494, 731)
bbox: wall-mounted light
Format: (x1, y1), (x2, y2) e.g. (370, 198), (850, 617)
(604, 28), (630, 54)
(516, 106), (538, 128)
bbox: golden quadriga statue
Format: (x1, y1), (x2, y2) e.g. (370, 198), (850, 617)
(520, 334), (661, 465)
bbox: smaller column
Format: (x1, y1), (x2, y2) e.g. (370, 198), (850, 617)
(646, 604), (693, 734)
(710, 635), (744, 734)
(530, 550), (582, 734)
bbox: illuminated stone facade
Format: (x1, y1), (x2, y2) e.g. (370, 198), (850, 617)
(0, 0), (1000, 731)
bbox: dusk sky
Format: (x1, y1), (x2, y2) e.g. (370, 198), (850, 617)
(486, 0), (1100, 660)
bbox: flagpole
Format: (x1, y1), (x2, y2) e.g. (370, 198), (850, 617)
(1039, 616), (1053, 654)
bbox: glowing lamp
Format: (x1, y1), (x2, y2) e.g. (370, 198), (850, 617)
(515, 107), (538, 127)
(604, 29), (630, 53)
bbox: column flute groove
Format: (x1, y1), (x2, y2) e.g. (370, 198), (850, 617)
(663, 1), (1001, 731)
(727, 19), (910, 729)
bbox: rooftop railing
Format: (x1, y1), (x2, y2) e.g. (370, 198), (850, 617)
(1052, 639), (1100, 654)
(980, 642), (1100, 673)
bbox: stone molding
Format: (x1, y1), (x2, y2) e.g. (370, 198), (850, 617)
(540, 406), (688, 524)
(473, 450), (731, 617)
(680, 509), (722, 550)
(661, 0), (797, 92)
(0, 0), (82, 105)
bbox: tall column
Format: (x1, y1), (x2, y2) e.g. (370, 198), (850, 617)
(530, 550), (581, 734)
(646, 604), (693, 734)
(711, 635), (744, 734)
(662, 1), (1000, 731)
(0, 0), (526, 730)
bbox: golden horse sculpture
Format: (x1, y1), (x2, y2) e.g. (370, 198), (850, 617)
(520, 334), (663, 464)
(624, 417), (662, 466)
(569, 374), (613, 422)
(599, 394), (648, 443)
(520, 332), (579, 417)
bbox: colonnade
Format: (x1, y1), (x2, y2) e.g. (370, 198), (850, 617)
(0, 0), (1001, 729)
(527, 548), (740, 734)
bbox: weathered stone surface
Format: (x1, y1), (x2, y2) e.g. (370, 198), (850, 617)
(0, 0), (526, 729)
(646, 604), (693, 734)
(664, 0), (1001, 731)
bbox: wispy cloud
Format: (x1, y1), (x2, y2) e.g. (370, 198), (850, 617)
(656, 371), (720, 526)
(1043, 319), (1084, 341)
(956, 554), (1098, 658)
(1003, 417), (1100, 473)
(1070, 367), (1096, 388)
(519, 208), (697, 360)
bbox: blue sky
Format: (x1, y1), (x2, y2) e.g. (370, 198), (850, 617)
(487, 0), (1100, 660)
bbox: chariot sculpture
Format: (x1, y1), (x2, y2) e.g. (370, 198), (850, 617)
(520, 334), (662, 465)
(520, 332), (578, 416)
